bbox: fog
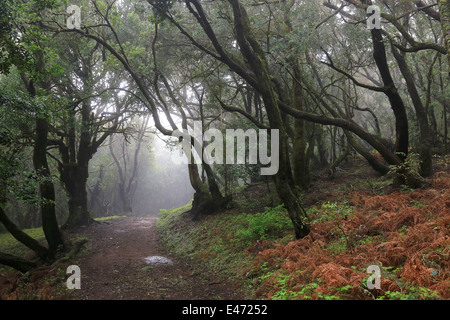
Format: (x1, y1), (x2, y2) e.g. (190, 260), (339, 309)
(131, 137), (195, 216)
(88, 126), (194, 218)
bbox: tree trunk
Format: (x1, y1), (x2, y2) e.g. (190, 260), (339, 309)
(61, 164), (92, 229)
(60, 98), (100, 228)
(203, 161), (231, 208)
(391, 44), (433, 177)
(109, 136), (134, 214)
(118, 182), (133, 214)
(0, 206), (51, 262)
(229, 0), (310, 239)
(0, 252), (37, 273)
(20, 73), (63, 253)
(188, 162), (215, 220)
(292, 71), (310, 190)
(33, 117), (64, 252)
(88, 164), (106, 215)
(371, 28), (410, 160)
(315, 127), (329, 169)
(326, 148), (350, 176)
(438, 0), (450, 70)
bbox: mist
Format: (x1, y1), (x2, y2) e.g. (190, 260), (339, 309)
(87, 124), (194, 218)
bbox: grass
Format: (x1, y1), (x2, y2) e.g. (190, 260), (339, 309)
(0, 215), (125, 254)
(94, 215), (127, 221)
(0, 227), (45, 255)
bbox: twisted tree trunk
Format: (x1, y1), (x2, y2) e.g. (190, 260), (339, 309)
(0, 206), (51, 262)
(228, 0), (310, 238)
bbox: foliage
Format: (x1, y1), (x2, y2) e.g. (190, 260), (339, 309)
(376, 285), (441, 300)
(388, 153), (422, 182)
(250, 172), (450, 300)
(157, 171), (450, 300)
(0, 227), (44, 255)
(310, 201), (355, 251)
(233, 205), (292, 246)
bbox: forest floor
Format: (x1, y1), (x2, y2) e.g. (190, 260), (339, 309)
(0, 215), (246, 300)
(71, 217), (245, 300)
(154, 156), (450, 300)
(0, 155), (449, 300)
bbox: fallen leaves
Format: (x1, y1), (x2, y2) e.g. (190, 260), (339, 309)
(252, 171), (450, 300)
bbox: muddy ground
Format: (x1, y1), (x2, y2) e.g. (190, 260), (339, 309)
(73, 217), (245, 300)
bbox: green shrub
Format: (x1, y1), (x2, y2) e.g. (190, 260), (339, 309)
(311, 201), (354, 224)
(376, 285), (441, 300)
(311, 201), (355, 250)
(234, 205), (292, 245)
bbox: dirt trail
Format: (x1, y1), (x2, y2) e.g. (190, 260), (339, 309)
(74, 217), (244, 300)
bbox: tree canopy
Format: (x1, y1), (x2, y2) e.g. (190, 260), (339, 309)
(0, 0), (448, 273)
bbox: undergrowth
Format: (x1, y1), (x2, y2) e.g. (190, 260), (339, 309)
(156, 201), (293, 295)
(0, 264), (74, 299)
(232, 205), (292, 246)
(156, 170), (450, 300)
(251, 171), (449, 300)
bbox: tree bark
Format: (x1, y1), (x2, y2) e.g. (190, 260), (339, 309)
(0, 252), (37, 273)
(370, 28), (409, 160)
(61, 163), (92, 229)
(33, 117), (64, 252)
(0, 206), (51, 262)
(228, 0), (310, 239)
(57, 46), (119, 228)
(391, 44), (434, 177)
(58, 96), (117, 228)
(292, 68), (311, 189)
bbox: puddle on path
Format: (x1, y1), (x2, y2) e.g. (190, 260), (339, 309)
(143, 256), (174, 266)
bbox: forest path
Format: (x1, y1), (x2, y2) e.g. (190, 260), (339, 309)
(74, 216), (244, 300)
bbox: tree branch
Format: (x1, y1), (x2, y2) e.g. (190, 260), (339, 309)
(213, 94), (269, 130)
(321, 49), (388, 93)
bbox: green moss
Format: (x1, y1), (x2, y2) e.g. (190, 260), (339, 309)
(94, 215), (127, 221)
(0, 227), (45, 252)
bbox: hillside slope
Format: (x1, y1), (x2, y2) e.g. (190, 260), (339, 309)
(156, 159), (449, 300)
